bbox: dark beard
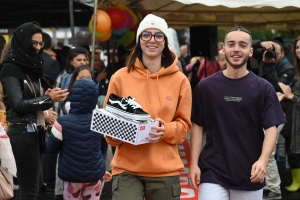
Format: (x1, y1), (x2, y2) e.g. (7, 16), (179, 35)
(225, 53), (249, 69)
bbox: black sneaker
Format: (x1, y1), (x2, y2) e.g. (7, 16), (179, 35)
(106, 93), (150, 121)
(263, 190), (282, 199)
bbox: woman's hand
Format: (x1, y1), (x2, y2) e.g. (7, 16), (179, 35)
(45, 87), (69, 102)
(148, 118), (165, 143)
(278, 82), (293, 99)
(276, 92), (286, 102)
(103, 171), (112, 181)
(44, 108), (57, 125)
(96, 71), (107, 83)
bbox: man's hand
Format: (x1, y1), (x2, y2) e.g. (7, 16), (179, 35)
(250, 158), (267, 183)
(188, 164), (201, 190)
(260, 41), (275, 50)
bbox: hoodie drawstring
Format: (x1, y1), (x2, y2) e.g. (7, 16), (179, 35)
(146, 71), (151, 103)
(146, 71), (161, 105)
(156, 74), (162, 106)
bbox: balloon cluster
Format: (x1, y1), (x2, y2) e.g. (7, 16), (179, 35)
(89, 5), (143, 45)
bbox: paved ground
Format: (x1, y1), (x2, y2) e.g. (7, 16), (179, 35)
(11, 160), (300, 200)
(12, 133), (300, 200)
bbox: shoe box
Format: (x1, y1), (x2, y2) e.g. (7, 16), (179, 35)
(90, 108), (159, 145)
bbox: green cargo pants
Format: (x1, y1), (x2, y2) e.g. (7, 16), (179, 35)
(112, 172), (181, 200)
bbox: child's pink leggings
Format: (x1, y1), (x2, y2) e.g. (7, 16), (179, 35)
(63, 180), (102, 200)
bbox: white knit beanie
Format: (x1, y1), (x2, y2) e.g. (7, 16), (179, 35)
(136, 14), (169, 43)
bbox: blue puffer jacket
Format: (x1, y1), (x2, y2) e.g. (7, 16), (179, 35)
(46, 78), (105, 182)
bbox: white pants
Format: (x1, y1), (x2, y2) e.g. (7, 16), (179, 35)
(198, 183), (263, 200)
(264, 124), (284, 194)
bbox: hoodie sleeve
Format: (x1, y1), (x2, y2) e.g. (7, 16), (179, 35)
(161, 81), (192, 144)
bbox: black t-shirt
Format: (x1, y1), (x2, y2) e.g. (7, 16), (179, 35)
(192, 71), (286, 191)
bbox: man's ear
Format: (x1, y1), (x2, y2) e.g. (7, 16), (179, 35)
(249, 47), (254, 57)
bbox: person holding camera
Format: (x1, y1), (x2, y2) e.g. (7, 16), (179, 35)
(254, 40), (295, 91)
(253, 40), (295, 199)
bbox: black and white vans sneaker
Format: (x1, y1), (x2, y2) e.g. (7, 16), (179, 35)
(106, 93), (150, 121)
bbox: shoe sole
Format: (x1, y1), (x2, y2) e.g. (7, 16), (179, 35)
(106, 105), (150, 121)
(263, 195), (282, 200)
(263, 196), (282, 200)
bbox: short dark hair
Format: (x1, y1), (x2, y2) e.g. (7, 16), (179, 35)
(272, 40), (284, 52)
(43, 32), (52, 50)
(225, 26), (252, 41)
(273, 36), (283, 46)
(65, 47), (89, 73)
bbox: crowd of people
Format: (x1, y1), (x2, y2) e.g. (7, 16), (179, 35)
(0, 13), (299, 200)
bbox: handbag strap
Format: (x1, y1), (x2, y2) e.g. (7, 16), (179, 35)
(25, 74), (37, 98)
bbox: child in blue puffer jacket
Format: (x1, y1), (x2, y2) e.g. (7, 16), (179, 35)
(46, 78), (111, 200)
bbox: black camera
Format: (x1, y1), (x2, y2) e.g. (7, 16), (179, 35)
(256, 44), (277, 61)
(264, 50), (277, 60)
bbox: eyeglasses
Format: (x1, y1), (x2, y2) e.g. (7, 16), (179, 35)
(140, 31), (165, 42)
(32, 40), (44, 48)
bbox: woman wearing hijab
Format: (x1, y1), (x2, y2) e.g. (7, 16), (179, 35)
(0, 22), (68, 199)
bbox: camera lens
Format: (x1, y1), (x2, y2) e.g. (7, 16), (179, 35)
(265, 50), (277, 60)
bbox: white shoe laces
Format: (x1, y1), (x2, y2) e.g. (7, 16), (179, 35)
(123, 97), (142, 109)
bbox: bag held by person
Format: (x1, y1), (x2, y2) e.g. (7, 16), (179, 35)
(0, 167), (14, 199)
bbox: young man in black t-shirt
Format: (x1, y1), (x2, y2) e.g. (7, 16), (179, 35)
(188, 26), (286, 200)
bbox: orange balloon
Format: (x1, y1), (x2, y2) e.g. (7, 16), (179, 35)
(89, 20), (106, 38)
(96, 30), (112, 42)
(91, 10), (111, 33)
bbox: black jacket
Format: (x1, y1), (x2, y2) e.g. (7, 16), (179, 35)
(2, 76), (52, 124)
(252, 40), (295, 92)
(0, 22), (53, 124)
(258, 57), (295, 92)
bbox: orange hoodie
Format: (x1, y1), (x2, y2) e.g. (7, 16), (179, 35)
(104, 55), (192, 177)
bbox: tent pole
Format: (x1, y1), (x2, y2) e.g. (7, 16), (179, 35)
(90, 0), (98, 76)
(69, 0), (76, 46)
(91, 0), (104, 77)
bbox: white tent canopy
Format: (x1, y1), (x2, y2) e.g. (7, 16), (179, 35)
(75, 0), (300, 30)
(175, 0), (300, 9)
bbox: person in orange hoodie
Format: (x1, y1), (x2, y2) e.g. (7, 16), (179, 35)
(104, 14), (192, 200)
